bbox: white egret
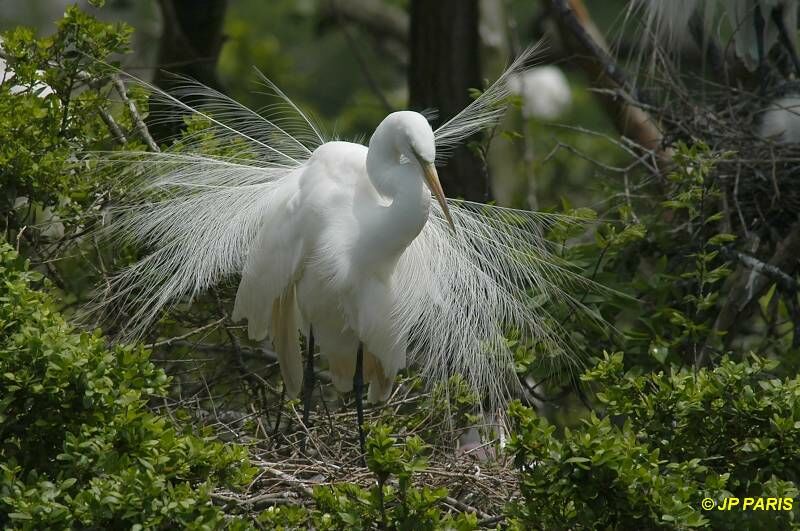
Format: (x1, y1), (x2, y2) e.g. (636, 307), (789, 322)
(92, 46), (596, 452)
(632, 0), (800, 78)
(508, 66), (572, 120)
(758, 94), (800, 141)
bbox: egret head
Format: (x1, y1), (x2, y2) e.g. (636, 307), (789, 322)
(373, 111), (455, 231)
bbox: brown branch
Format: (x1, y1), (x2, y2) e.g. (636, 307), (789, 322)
(548, 0), (670, 163)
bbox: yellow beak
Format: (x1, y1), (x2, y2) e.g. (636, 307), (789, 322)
(418, 158), (455, 232)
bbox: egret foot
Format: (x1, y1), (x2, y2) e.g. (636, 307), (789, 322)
(301, 325), (316, 452)
(354, 342), (366, 466)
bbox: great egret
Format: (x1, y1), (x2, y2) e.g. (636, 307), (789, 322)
(758, 94), (800, 141)
(508, 66), (572, 120)
(93, 46), (594, 453)
(632, 0), (800, 78)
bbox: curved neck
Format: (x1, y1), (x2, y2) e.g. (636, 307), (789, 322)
(359, 131), (430, 268)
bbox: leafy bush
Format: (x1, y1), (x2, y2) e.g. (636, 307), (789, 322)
(1, 6), (137, 225)
(507, 352), (800, 529)
(257, 425), (479, 530)
(0, 243), (256, 529)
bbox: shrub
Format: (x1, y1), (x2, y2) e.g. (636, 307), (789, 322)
(256, 425), (479, 530)
(0, 243), (255, 529)
(507, 352), (800, 529)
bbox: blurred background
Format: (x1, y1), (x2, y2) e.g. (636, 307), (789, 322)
(0, 0), (632, 211)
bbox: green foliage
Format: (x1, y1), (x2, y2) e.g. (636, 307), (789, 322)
(535, 140), (758, 382)
(507, 352), (800, 529)
(507, 139), (800, 528)
(257, 425), (479, 530)
(1, 7), (136, 234)
(0, 243), (256, 529)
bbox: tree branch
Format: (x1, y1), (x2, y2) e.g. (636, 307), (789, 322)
(720, 246), (799, 294)
(547, 0), (670, 162)
(113, 76), (160, 152)
(319, 0), (408, 46)
(712, 219), (800, 352)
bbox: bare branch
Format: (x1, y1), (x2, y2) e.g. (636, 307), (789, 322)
(720, 246), (799, 294)
(548, 0), (670, 163)
(319, 0), (408, 46)
(112, 76), (160, 152)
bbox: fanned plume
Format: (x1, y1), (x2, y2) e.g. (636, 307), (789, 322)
(89, 49), (600, 410)
(434, 43), (542, 162)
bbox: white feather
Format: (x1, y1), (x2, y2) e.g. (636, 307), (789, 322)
(630, 0), (799, 72)
(758, 95), (800, 142)
(89, 45), (598, 409)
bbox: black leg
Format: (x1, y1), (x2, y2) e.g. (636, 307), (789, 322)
(772, 6), (800, 78)
(301, 325), (315, 452)
(272, 387), (285, 436)
(302, 325), (315, 427)
(354, 342), (366, 465)
(754, 4), (769, 93)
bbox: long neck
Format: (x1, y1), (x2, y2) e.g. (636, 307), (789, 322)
(359, 132), (430, 268)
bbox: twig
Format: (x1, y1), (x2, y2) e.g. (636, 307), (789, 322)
(150, 317), (226, 348)
(444, 495), (493, 520)
(97, 106), (128, 145)
(112, 76), (160, 152)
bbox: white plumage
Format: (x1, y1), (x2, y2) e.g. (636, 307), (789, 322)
(508, 66), (572, 120)
(0, 37), (54, 97)
(632, 0), (799, 71)
(93, 46), (594, 410)
(758, 95), (800, 141)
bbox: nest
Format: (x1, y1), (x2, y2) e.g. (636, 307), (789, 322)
(155, 358), (519, 526)
(652, 75), (800, 240)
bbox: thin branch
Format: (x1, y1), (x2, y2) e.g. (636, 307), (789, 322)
(335, 7), (393, 113)
(150, 317), (226, 348)
(97, 106), (128, 145)
(720, 246), (798, 294)
(112, 76), (160, 152)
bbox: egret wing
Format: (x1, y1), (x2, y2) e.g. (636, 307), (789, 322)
(232, 171), (306, 342)
(86, 69), (324, 337)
